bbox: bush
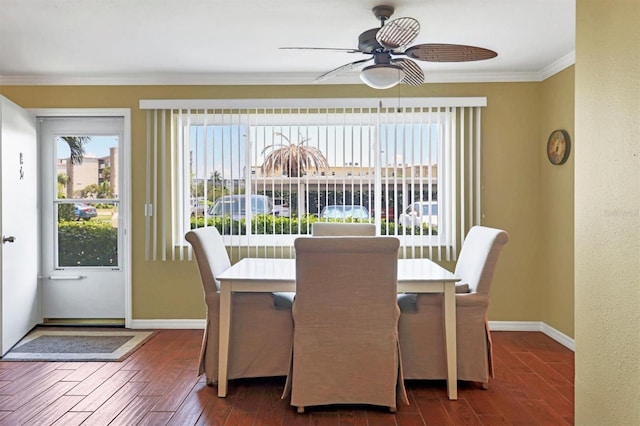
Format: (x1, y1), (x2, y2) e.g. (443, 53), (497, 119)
(191, 214), (317, 234)
(58, 204), (75, 221)
(380, 221), (437, 236)
(188, 215), (442, 235)
(58, 220), (118, 267)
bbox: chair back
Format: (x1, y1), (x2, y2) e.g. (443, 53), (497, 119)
(295, 236), (399, 312)
(311, 222), (376, 236)
(455, 226), (509, 294)
(185, 227), (231, 293)
(291, 236), (405, 409)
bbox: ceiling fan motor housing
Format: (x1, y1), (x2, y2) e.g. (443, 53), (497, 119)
(359, 5), (395, 53)
(358, 28), (384, 53)
(372, 5), (394, 21)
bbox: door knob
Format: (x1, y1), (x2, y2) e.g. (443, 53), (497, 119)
(2, 236), (16, 244)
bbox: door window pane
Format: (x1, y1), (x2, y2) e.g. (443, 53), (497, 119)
(55, 135), (119, 268)
(57, 203), (118, 267)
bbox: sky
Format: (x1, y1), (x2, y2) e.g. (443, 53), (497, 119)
(188, 123), (442, 180)
(56, 135), (118, 159)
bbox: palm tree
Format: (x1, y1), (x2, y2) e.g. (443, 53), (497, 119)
(211, 170), (222, 184)
(76, 182), (113, 199)
(61, 136), (90, 165)
(102, 165), (111, 182)
(58, 136), (91, 198)
(57, 173), (69, 198)
(261, 132), (329, 178)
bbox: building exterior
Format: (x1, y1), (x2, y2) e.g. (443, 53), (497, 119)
(57, 147), (118, 199)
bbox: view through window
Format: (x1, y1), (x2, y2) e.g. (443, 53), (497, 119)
(56, 134), (119, 267)
(142, 98), (484, 261)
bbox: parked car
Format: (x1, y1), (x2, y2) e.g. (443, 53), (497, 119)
(208, 195), (273, 220)
(370, 206), (396, 221)
(74, 203), (97, 220)
(271, 197), (291, 217)
(320, 205), (370, 220)
(190, 198), (207, 217)
(398, 202), (438, 228)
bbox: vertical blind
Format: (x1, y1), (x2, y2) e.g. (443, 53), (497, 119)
(140, 98), (485, 262)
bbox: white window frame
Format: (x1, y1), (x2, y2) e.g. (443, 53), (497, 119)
(141, 98), (485, 261)
(181, 114), (443, 239)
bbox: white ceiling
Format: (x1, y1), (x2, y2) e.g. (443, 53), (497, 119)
(0, 0), (575, 86)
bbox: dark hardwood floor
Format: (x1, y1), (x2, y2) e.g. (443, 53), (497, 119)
(0, 330), (574, 425)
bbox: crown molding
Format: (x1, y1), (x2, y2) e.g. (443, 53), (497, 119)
(424, 71), (541, 83)
(0, 73), (326, 86)
(0, 58), (575, 86)
(538, 51), (576, 80)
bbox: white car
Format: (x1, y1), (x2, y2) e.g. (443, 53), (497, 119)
(320, 205), (370, 220)
(190, 198), (207, 217)
(208, 195), (273, 220)
(271, 198), (291, 217)
(398, 202), (438, 228)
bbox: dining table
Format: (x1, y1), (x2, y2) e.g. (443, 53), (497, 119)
(216, 257), (460, 400)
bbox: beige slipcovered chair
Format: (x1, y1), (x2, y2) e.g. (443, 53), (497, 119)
(271, 222), (377, 307)
(185, 227), (293, 386)
(398, 226), (509, 389)
(284, 236), (408, 413)
(311, 222), (376, 236)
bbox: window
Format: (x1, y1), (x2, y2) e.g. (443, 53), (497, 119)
(142, 98), (484, 261)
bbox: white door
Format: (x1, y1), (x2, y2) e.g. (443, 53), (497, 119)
(0, 96), (40, 355)
(40, 117), (125, 322)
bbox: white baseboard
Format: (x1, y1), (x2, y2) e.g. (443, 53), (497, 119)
(129, 319), (205, 329)
(489, 321), (542, 332)
(128, 319), (575, 352)
(489, 320), (575, 352)
(540, 322), (575, 351)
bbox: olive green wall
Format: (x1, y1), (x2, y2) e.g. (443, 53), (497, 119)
(575, 0), (640, 423)
(0, 80), (572, 332)
(540, 67), (575, 337)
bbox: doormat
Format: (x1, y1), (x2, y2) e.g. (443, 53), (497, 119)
(1, 329), (156, 362)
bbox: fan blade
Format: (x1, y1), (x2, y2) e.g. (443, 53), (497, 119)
(393, 58), (424, 86)
(314, 58), (373, 83)
(404, 43), (498, 62)
(376, 17), (420, 50)
(280, 47), (363, 54)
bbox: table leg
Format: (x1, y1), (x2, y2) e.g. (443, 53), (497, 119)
(218, 281), (231, 397)
(443, 283), (458, 400)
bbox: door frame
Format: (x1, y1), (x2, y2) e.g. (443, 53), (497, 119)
(30, 108), (132, 328)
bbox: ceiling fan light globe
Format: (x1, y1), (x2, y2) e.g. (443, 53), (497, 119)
(360, 64), (404, 89)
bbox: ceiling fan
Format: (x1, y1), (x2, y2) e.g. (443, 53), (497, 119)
(281, 5), (498, 89)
